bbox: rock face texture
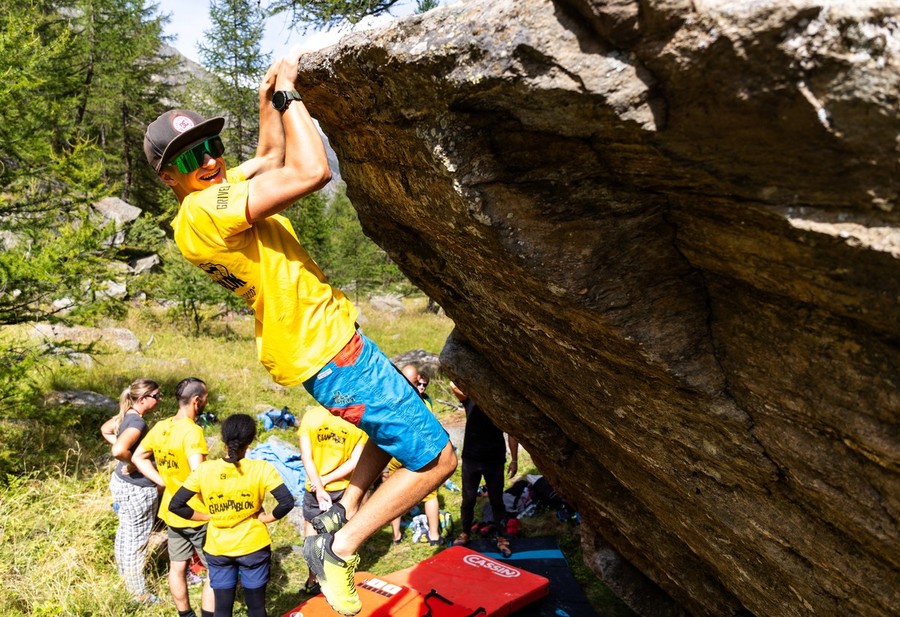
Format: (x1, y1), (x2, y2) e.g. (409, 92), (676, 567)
(296, 1), (898, 615)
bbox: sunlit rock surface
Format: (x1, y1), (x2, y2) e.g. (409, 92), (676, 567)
(296, 1), (899, 615)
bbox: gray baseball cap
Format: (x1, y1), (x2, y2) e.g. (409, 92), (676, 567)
(144, 109), (225, 172)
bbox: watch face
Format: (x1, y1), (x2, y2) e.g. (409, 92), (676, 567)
(273, 91), (286, 109)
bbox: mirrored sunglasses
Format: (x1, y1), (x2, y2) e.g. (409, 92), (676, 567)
(168, 136), (225, 173)
(147, 392), (162, 400)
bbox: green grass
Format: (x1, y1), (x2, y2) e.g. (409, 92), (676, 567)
(0, 296), (634, 617)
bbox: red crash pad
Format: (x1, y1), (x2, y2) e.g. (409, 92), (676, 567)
(384, 546), (550, 617)
(281, 572), (473, 617)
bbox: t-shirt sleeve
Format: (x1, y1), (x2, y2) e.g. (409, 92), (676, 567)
(263, 461), (286, 492)
(184, 425), (209, 458)
(118, 414), (147, 435)
(140, 423), (160, 452)
(350, 426), (368, 449)
(181, 466), (202, 493)
(298, 407), (317, 437)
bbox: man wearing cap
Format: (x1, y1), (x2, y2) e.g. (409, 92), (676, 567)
(144, 55), (457, 617)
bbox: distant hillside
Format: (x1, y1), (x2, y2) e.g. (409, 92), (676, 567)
(157, 43), (209, 106)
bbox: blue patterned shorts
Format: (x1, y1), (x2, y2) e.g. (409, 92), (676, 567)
(304, 332), (449, 471)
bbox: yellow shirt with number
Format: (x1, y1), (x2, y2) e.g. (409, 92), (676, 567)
(171, 168), (358, 386)
(300, 406), (367, 492)
(140, 416), (209, 528)
(182, 458), (285, 557)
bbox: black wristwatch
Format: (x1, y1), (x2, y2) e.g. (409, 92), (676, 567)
(272, 90), (302, 112)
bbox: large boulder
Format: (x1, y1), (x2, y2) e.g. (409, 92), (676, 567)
(296, 1), (898, 616)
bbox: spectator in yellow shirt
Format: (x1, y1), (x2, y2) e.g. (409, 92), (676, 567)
(298, 406), (366, 595)
(133, 377), (213, 617)
(170, 414), (294, 617)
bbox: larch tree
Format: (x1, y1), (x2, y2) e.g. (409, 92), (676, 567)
(266, 0), (399, 30)
(0, 1), (108, 411)
(69, 0), (179, 212)
(264, 0), (440, 31)
(197, 0), (271, 163)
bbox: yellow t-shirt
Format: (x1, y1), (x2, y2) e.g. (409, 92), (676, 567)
(140, 416), (209, 528)
(385, 456), (438, 502)
(171, 168), (359, 386)
(299, 406), (367, 492)
(181, 458), (285, 557)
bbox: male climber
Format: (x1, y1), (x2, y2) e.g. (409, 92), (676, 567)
(143, 54), (457, 615)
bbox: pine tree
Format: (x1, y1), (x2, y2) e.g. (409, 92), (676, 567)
(68, 0), (179, 213)
(153, 241), (243, 336)
(416, 0), (439, 13)
(0, 2), (113, 321)
(197, 0), (271, 163)
(324, 185), (411, 297)
(0, 2), (117, 410)
(283, 192), (334, 268)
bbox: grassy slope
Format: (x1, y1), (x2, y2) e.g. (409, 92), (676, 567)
(0, 298), (634, 616)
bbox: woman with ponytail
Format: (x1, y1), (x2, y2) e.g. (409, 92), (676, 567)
(169, 413), (295, 617)
(99, 378), (162, 604)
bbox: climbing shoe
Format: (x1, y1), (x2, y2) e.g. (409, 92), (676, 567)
(312, 503), (348, 535)
(303, 533), (361, 616)
(301, 578), (321, 596)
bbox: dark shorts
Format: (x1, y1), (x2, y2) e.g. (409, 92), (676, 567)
(304, 332), (449, 471)
(167, 524), (208, 564)
(302, 488), (345, 522)
(206, 546), (271, 590)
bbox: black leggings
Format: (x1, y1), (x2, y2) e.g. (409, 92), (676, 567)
(213, 585), (267, 617)
(459, 458), (508, 535)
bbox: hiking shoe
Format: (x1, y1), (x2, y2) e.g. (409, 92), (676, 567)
(303, 533), (361, 616)
(312, 503), (348, 535)
(133, 593), (161, 605)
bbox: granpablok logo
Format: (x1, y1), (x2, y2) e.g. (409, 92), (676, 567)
(463, 554), (520, 578)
